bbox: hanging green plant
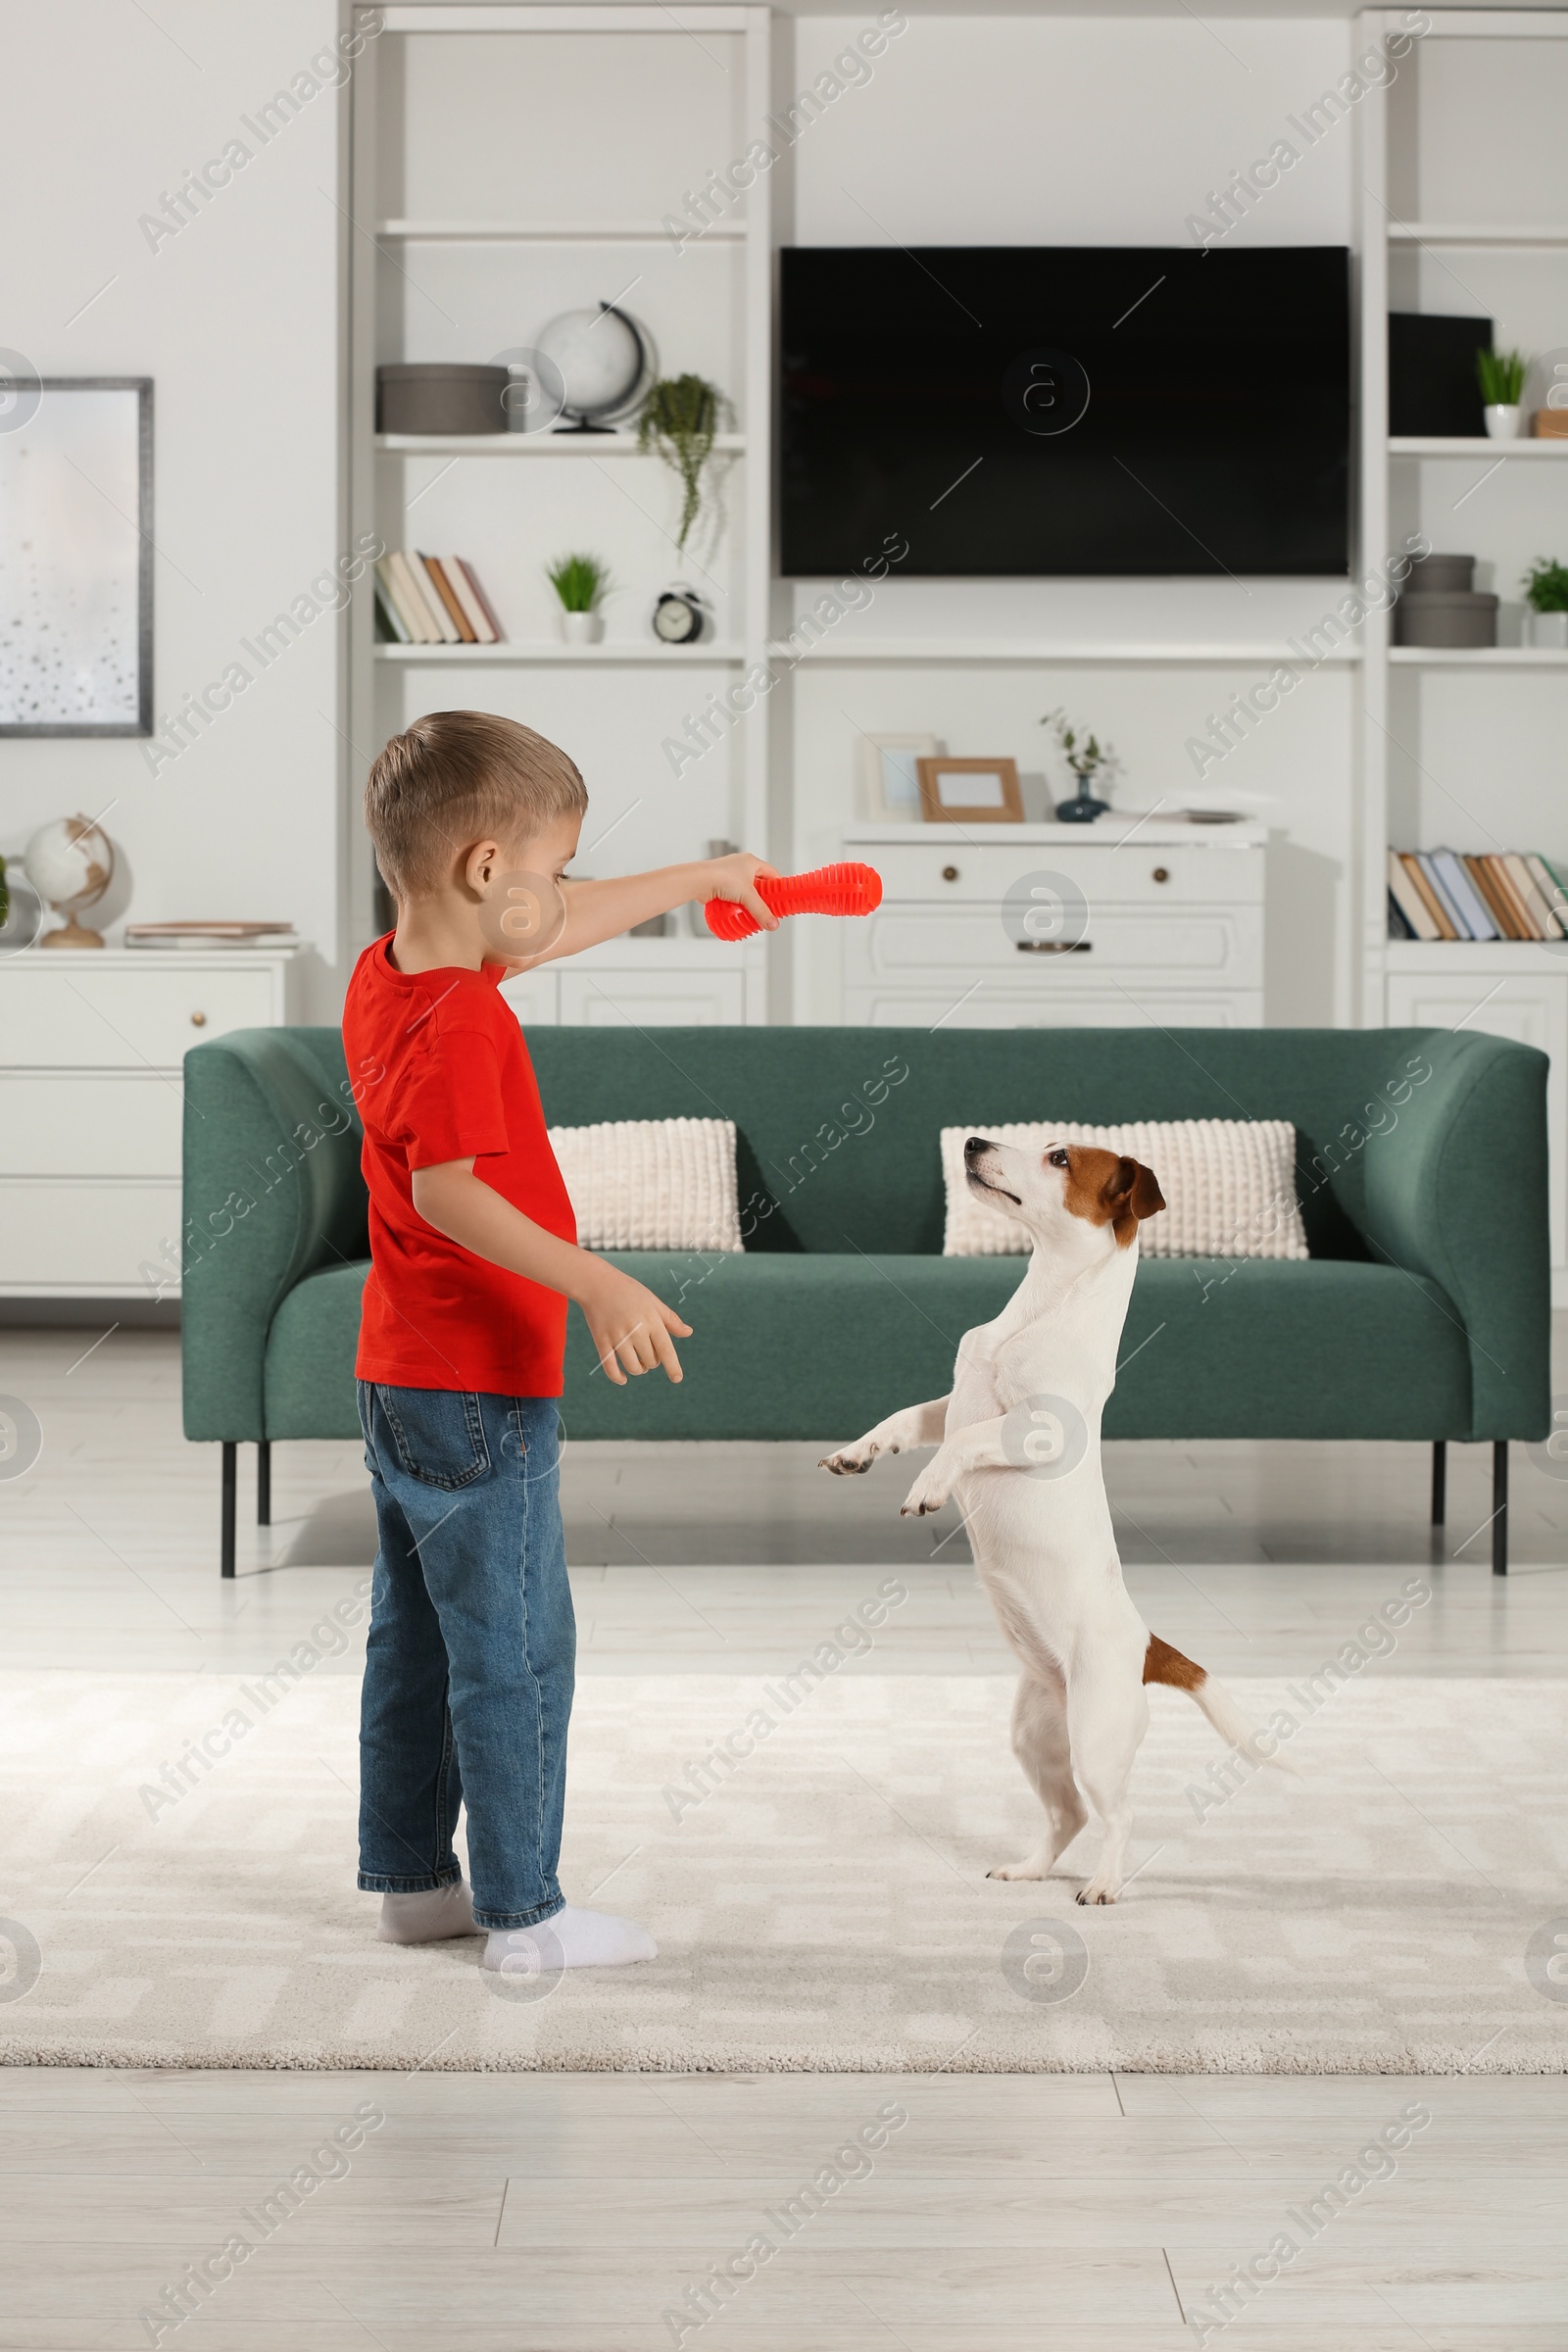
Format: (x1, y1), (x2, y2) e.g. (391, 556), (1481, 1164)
(637, 374), (723, 552)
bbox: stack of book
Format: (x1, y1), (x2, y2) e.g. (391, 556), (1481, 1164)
(1388, 849), (1568, 941)
(374, 552), (505, 645)
(125, 921), (296, 950)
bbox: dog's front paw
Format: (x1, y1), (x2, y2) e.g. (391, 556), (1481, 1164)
(899, 1464), (949, 1517)
(1075, 1880), (1119, 1906)
(987, 1857), (1049, 1882)
(819, 1441), (877, 1476)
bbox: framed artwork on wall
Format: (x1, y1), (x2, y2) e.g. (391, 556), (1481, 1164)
(0, 375), (153, 736)
(856, 731), (940, 820)
(917, 756), (1023, 823)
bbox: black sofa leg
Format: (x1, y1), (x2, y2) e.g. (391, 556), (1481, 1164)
(1493, 1441), (1508, 1577)
(220, 1443), (237, 1579)
(257, 1440), (271, 1527)
(1431, 1441), (1446, 1527)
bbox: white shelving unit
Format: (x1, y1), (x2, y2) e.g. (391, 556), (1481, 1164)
(1357, 6), (1568, 1290)
(347, 3), (771, 1022)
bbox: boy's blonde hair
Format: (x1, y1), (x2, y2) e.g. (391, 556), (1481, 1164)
(364, 710), (587, 900)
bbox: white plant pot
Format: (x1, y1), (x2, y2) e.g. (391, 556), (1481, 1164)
(559, 610), (604, 645)
(1484, 404), (1523, 440)
(1528, 608), (1568, 649)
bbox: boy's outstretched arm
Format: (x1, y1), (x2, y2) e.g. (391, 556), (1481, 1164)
(535, 852), (780, 961)
(411, 1159), (692, 1384)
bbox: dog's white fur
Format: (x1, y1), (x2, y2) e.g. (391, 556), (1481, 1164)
(822, 1136), (1286, 1903)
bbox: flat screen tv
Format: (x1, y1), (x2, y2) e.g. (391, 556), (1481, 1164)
(779, 246), (1350, 578)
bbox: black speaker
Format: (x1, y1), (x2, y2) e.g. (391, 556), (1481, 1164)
(1389, 313), (1494, 437)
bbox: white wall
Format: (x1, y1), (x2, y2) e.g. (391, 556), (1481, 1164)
(783, 10), (1363, 1025)
(0, 0), (349, 1015)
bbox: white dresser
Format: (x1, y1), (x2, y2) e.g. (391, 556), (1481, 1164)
(841, 823), (1265, 1028)
(0, 947), (301, 1298)
(500, 934), (766, 1030)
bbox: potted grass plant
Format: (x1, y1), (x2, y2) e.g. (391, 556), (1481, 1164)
(1477, 347), (1528, 440)
(546, 552), (611, 645)
(1524, 556), (1568, 650)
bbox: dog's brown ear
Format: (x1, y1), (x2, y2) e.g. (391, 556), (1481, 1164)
(1107, 1153), (1165, 1221)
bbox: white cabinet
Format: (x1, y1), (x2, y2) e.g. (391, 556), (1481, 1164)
(1385, 945), (1568, 1274)
(499, 938), (761, 1034)
(841, 823), (1265, 1029)
(0, 948), (301, 1298)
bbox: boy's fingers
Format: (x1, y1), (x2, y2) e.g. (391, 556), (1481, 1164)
(598, 1345), (627, 1386)
(660, 1305), (693, 1337)
(652, 1324), (684, 1383)
(739, 880), (778, 929)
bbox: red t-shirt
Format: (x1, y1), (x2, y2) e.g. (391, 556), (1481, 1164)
(343, 935), (576, 1396)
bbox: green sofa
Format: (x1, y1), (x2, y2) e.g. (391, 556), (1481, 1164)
(182, 1024), (1551, 1577)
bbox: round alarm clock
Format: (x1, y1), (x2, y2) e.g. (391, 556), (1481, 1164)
(652, 586), (709, 646)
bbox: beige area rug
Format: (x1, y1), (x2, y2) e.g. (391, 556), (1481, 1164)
(1, 1670), (1564, 2073)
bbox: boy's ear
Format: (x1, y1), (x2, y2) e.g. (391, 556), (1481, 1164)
(463, 839), (504, 896)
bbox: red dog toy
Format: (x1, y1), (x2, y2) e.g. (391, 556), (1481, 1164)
(704, 861), (883, 941)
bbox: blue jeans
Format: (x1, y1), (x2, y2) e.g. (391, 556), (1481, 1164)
(356, 1383), (574, 1931)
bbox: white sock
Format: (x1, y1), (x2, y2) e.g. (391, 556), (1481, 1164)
(481, 1904), (657, 1974)
(376, 1881), (478, 1944)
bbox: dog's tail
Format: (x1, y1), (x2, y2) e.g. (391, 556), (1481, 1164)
(1144, 1635), (1299, 1774)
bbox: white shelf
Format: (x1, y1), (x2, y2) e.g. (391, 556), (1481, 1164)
(375, 219), (742, 242)
(374, 641), (744, 664)
(1388, 222), (1568, 246)
(769, 638), (1362, 666)
(376, 431), (746, 457)
(1388, 436), (1568, 458)
(1386, 940), (1568, 969)
(1390, 646), (1568, 666)
(844, 820), (1267, 849)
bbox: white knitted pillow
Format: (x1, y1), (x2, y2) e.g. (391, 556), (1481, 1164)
(941, 1120), (1307, 1260)
(549, 1118), (742, 1252)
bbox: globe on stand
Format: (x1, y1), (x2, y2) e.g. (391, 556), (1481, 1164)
(534, 304), (654, 433)
(24, 815), (117, 949)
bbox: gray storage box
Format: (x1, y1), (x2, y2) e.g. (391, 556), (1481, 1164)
(1396, 590), (1498, 648)
(1405, 551), (1475, 594)
(376, 364), (510, 435)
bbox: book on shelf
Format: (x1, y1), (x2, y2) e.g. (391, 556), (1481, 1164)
(1389, 849), (1568, 942)
(374, 553), (503, 644)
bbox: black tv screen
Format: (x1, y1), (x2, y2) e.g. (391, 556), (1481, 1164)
(779, 246), (1350, 578)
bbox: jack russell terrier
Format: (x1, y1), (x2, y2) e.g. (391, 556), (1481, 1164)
(822, 1135), (1286, 1904)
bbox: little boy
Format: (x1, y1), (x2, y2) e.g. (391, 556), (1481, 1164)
(345, 710), (776, 1975)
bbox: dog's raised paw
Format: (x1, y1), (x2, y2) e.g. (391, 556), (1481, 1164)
(987, 1860), (1047, 1882)
(819, 1447), (873, 1476)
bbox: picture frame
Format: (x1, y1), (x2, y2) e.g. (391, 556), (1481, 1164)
(917, 756), (1023, 824)
(856, 730), (939, 820)
(0, 376), (154, 736)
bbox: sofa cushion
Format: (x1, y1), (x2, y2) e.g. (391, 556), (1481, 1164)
(556, 1251), (1472, 1445)
(264, 1260), (369, 1441)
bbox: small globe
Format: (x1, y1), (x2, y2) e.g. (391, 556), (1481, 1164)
(534, 305), (650, 426)
(24, 814), (116, 947)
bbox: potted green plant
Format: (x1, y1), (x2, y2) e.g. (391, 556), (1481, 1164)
(1477, 347), (1528, 440)
(1524, 556), (1568, 650)
(1042, 708), (1121, 823)
(637, 374), (724, 552)
(545, 552), (612, 645)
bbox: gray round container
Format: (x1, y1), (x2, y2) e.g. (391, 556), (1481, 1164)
(1405, 551), (1475, 594)
(376, 364), (510, 435)
(1396, 591), (1498, 647)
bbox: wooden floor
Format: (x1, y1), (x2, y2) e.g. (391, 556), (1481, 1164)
(1, 1326), (1564, 2351)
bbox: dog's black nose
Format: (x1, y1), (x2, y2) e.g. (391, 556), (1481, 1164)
(964, 1136), (992, 1157)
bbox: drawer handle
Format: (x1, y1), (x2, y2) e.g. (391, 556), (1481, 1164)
(941, 865), (959, 882)
(1152, 866), (1170, 884)
(1016, 940), (1093, 956)
(190, 1011), (208, 1027)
